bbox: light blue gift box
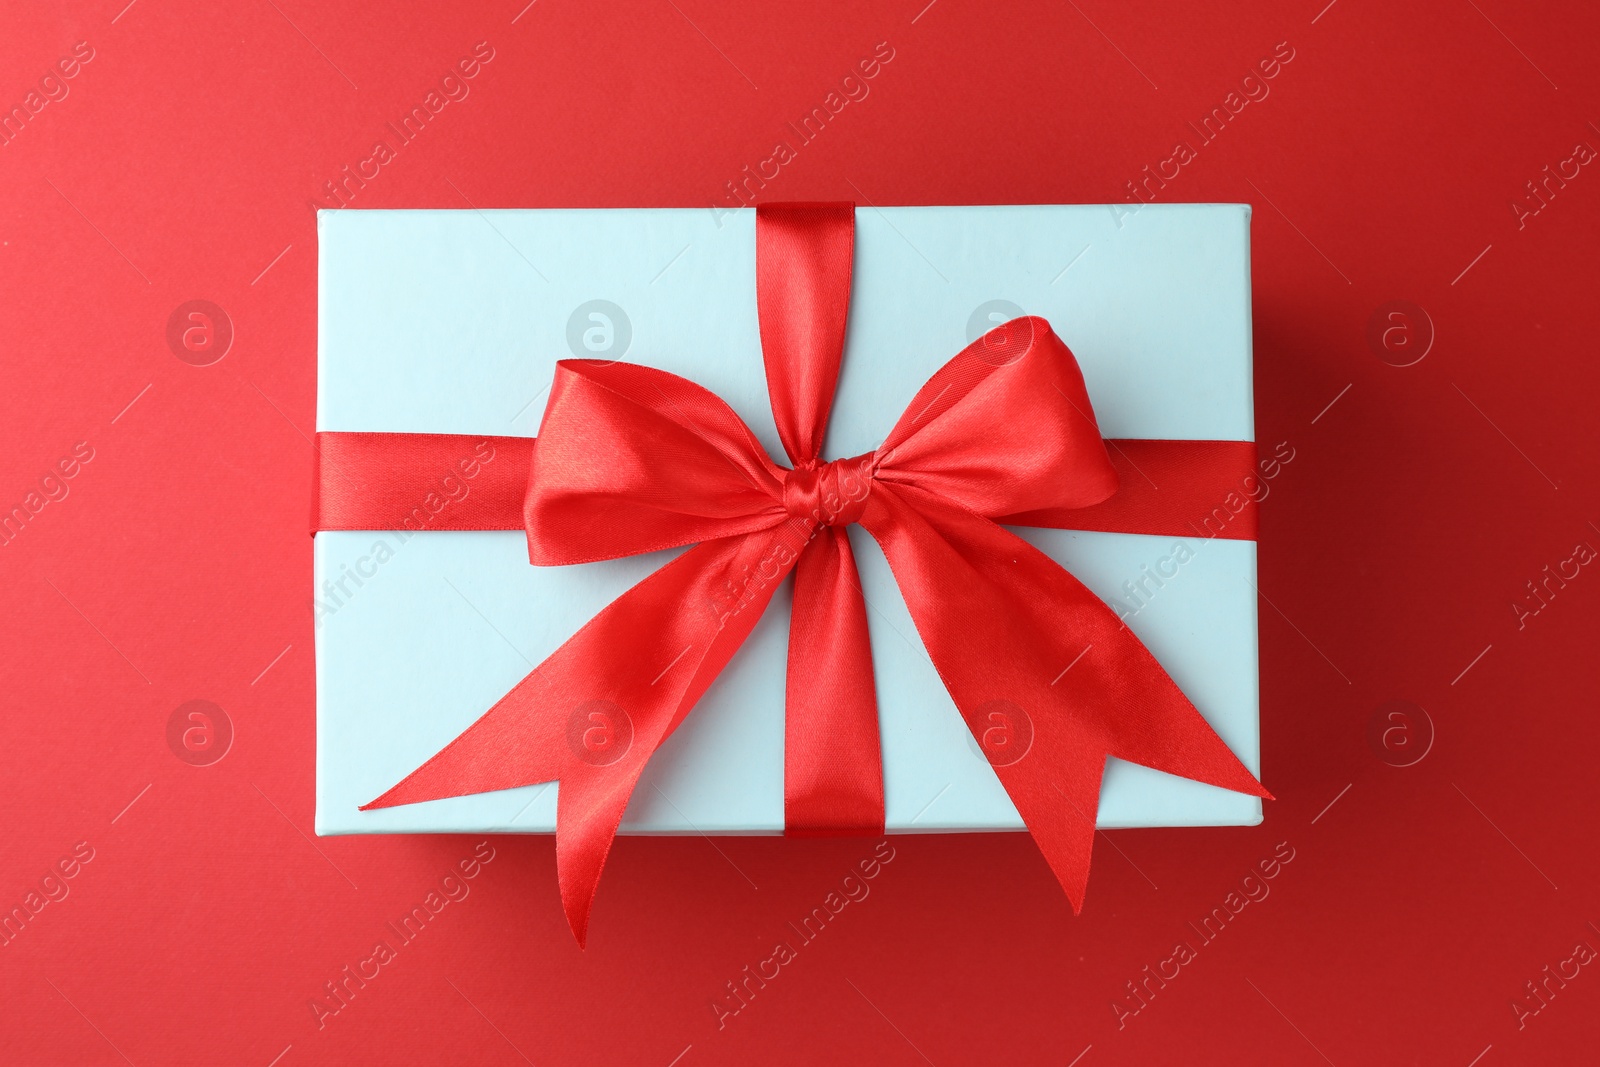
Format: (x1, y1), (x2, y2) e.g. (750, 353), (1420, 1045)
(314, 204), (1261, 837)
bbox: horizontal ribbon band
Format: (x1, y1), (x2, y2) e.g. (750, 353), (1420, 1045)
(313, 432), (1260, 542)
(312, 432), (535, 533)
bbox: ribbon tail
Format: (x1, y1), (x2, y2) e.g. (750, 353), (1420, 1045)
(859, 483), (1269, 912)
(784, 528), (885, 836)
(362, 530), (798, 945)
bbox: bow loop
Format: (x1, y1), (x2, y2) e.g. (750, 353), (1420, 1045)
(524, 359), (787, 565)
(873, 317), (1119, 518)
(757, 203), (855, 464)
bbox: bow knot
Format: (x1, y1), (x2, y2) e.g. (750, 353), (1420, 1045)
(784, 454), (875, 530)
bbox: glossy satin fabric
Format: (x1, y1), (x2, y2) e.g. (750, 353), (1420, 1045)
(756, 204), (884, 838)
(315, 433), (1263, 541)
(344, 203), (1270, 946)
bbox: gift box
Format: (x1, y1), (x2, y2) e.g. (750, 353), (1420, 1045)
(313, 203), (1265, 930)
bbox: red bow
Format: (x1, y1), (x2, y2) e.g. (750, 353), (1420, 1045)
(342, 203), (1269, 946)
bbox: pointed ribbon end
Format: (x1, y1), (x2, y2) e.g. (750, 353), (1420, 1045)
(559, 833), (605, 950)
(1211, 759), (1274, 803)
(358, 784), (410, 811)
(564, 899), (591, 949)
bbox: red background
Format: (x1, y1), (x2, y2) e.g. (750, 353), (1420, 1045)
(3, 1), (1597, 1063)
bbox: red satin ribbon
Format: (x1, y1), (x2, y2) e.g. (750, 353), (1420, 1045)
(314, 436), (1260, 542)
(326, 203), (1270, 946)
